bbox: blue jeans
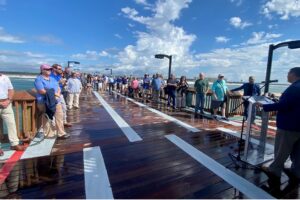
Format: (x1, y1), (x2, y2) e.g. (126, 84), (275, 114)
(195, 93), (205, 114)
(168, 90), (176, 108)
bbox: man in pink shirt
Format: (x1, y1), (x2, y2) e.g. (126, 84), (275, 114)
(131, 77), (139, 99)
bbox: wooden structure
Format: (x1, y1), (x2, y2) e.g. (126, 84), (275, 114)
(0, 91), (37, 140)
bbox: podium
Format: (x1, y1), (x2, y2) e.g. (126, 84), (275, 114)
(241, 96), (274, 166)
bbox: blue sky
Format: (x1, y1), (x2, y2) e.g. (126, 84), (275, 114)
(0, 0), (300, 82)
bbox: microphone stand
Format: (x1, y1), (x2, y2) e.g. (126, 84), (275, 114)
(227, 83), (268, 169)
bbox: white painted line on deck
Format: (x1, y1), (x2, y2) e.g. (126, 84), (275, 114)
(0, 150), (14, 162)
(94, 91), (142, 142)
(113, 91), (200, 133)
(216, 127), (274, 150)
(83, 146), (113, 199)
(21, 137), (56, 159)
(165, 134), (274, 199)
(1, 135), (56, 161)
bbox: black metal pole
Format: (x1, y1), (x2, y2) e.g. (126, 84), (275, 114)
(110, 69), (112, 75)
(264, 45), (274, 94)
(67, 61), (70, 68)
(168, 55), (172, 79)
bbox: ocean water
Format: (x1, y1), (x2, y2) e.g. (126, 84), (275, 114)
(10, 77), (35, 91)
(227, 84), (288, 94)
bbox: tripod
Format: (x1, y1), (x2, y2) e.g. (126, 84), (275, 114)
(227, 83), (267, 169)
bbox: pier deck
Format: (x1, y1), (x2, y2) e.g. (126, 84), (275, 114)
(0, 91), (299, 199)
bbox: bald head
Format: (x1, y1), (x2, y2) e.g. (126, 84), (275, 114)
(199, 73), (205, 80)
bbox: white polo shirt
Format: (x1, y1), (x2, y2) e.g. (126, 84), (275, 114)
(0, 74), (13, 99)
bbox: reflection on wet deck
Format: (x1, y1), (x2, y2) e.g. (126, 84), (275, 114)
(0, 91), (299, 199)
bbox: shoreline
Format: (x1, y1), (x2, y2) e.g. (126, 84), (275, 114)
(7, 74), (36, 79)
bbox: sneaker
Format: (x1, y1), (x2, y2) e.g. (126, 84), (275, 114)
(64, 123), (72, 127)
(10, 144), (26, 151)
(58, 133), (70, 139)
(221, 117), (229, 121)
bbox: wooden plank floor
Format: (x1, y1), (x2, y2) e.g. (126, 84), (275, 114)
(1, 91), (299, 199)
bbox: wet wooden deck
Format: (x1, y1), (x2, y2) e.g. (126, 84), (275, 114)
(1, 91), (299, 199)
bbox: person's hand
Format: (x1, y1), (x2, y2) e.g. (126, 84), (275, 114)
(256, 102), (263, 107)
(0, 99), (11, 109)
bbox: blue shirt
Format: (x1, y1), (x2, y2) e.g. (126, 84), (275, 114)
(143, 77), (151, 89)
(152, 78), (162, 91)
(122, 78), (128, 84)
(263, 80), (300, 132)
(211, 80), (228, 101)
(116, 77), (122, 83)
(50, 72), (63, 90)
(231, 83), (261, 96)
(34, 75), (59, 103)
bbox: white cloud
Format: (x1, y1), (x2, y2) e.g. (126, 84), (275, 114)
(35, 34), (63, 45)
(134, 0), (151, 6)
(0, 27), (25, 43)
(128, 23), (135, 27)
(262, 0), (300, 20)
(215, 36), (230, 43)
(118, 0), (196, 75)
(195, 41), (300, 82)
(114, 34), (122, 39)
(121, 7), (139, 18)
(229, 17), (252, 29)
(0, 50), (60, 72)
(245, 31), (282, 45)
(230, 0), (243, 6)
(71, 50), (110, 60)
(268, 24), (278, 29)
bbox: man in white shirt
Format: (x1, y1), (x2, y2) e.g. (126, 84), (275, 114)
(0, 73), (25, 156)
(66, 71), (82, 110)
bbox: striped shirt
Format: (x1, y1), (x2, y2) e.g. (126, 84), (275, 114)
(67, 78), (82, 94)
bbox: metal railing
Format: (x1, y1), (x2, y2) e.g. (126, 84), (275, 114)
(160, 88), (276, 117)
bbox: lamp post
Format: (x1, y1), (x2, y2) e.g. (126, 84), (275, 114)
(67, 61), (80, 68)
(264, 40), (300, 94)
(105, 68), (112, 75)
(155, 54), (172, 79)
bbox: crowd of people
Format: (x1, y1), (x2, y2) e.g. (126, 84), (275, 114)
(82, 72), (262, 122)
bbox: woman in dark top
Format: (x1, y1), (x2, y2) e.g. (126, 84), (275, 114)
(177, 76), (189, 109)
(167, 74), (178, 109)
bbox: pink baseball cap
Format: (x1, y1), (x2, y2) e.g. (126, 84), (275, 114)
(40, 64), (52, 71)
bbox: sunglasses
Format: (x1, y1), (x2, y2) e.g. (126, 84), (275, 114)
(43, 68), (52, 71)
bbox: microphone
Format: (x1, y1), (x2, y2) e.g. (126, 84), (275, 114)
(261, 80), (278, 84)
